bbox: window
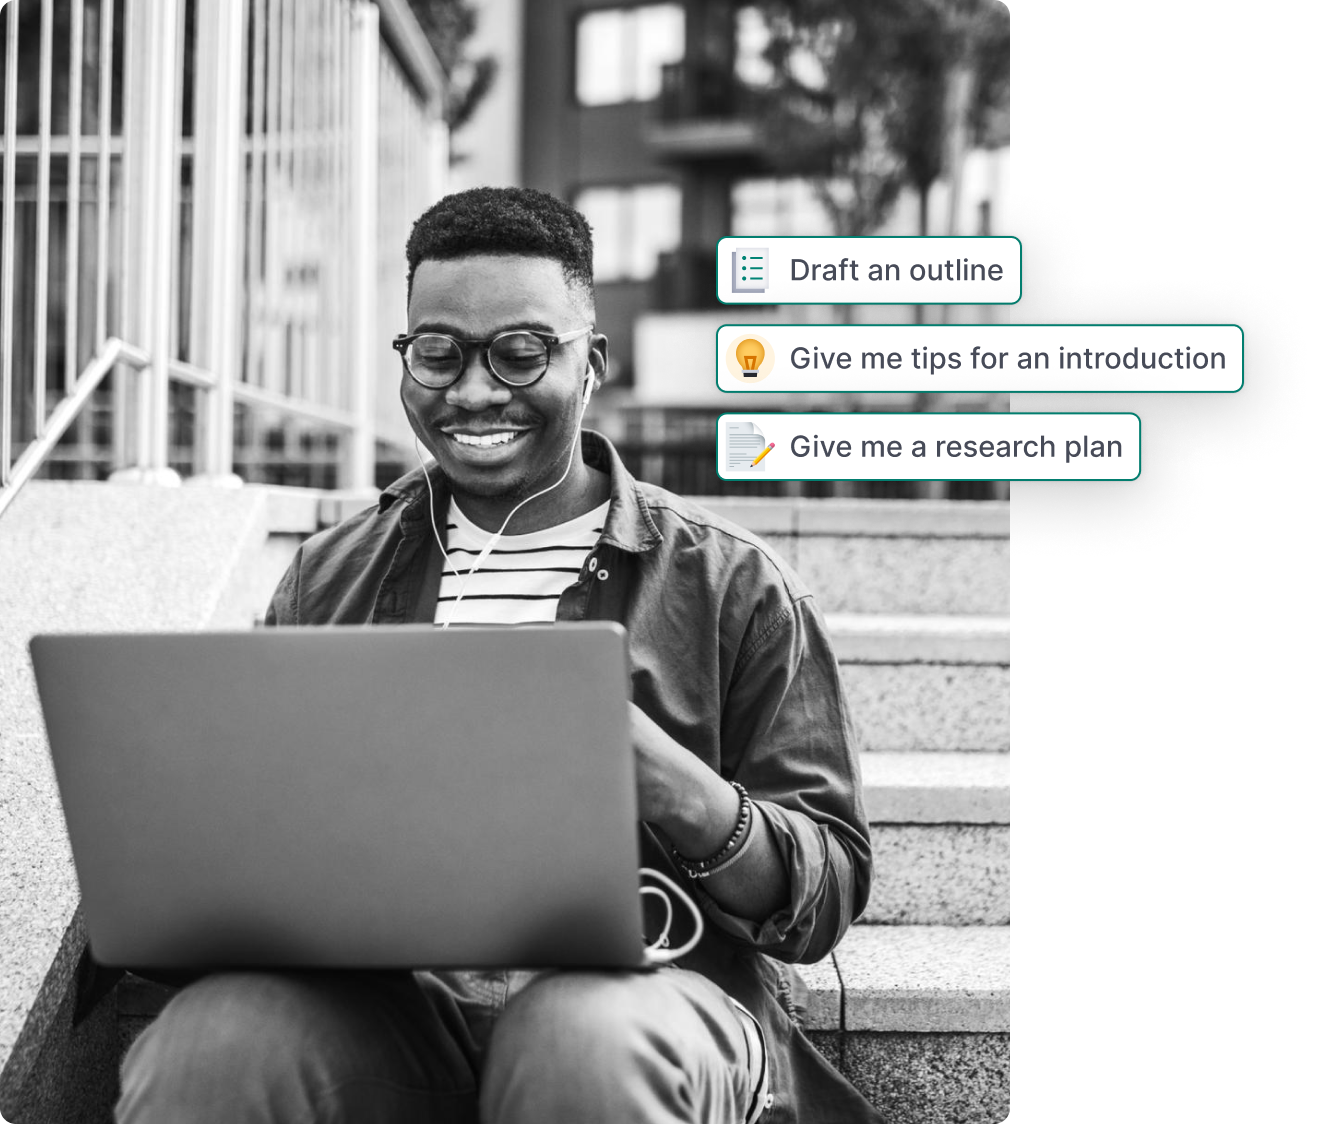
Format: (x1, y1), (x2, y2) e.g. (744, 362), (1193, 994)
(575, 5), (685, 106)
(732, 178), (833, 237)
(576, 184), (682, 282)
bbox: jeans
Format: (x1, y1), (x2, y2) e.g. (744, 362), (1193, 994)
(116, 967), (768, 1124)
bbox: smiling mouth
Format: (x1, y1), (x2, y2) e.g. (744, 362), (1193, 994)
(448, 430), (523, 448)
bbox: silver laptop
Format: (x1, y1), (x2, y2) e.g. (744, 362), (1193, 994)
(30, 623), (644, 970)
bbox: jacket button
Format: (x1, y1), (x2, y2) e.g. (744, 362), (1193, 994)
(597, 569), (609, 581)
(587, 557), (598, 572)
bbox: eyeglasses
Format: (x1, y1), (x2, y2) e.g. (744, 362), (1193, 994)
(392, 326), (594, 389)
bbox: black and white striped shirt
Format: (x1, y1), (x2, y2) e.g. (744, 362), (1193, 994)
(434, 498), (609, 626)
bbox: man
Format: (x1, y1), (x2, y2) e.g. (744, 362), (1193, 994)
(117, 187), (879, 1124)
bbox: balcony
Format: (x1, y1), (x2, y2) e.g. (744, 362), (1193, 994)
(651, 247), (719, 310)
(643, 62), (766, 163)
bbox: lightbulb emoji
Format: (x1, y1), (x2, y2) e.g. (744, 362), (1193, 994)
(736, 337), (766, 378)
(724, 333), (775, 385)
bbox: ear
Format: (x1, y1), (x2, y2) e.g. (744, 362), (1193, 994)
(587, 332), (609, 391)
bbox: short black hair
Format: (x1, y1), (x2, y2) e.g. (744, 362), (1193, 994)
(406, 187), (595, 300)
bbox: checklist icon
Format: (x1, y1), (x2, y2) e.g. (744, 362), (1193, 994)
(730, 247), (769, 293)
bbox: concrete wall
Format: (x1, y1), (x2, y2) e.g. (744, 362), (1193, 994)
(0, 482), (318, 1120)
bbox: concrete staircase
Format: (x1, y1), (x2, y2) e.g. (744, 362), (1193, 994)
(1, 486), (1007, 1123)
(699, 498), (1009, 1124)
(0, 482), (313, 1123)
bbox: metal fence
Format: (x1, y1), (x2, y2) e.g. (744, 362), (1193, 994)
(0, 0), (445, 519)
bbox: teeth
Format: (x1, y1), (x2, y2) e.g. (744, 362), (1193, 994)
(452, 431), (518, 447)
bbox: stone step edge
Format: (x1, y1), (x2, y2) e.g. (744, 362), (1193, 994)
(796, 925), (1008, 1034)
(862, 752), (1008, 825)
(694, 497), (1010, 539)
(117, 925), (1010, 1037)
(826, 613), (1009, 665)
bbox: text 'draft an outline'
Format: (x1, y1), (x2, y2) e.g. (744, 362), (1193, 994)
(715, 236), (1022, 305)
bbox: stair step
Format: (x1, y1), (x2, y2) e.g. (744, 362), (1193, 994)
(811, 1027), (1009, 1124)
(699, 497), (1009, 616)
(826, 614), (1009, 753)
(810, 927), (1010, 1122)
(117, 929), (1010, 1032)
(797, 537), (1008, 616)
(826, 613), (1008, 665)
(695, 497), (1008, 538)
(802, 925), (1009, 1033)
(841, 664), (1008, 753)
(861, 752), (1009, 925)
(860, 752), (1009, 925)
(862, 752), (1008, 825)
(865, 823), (1008, 925)
(117, 928), (1009, 1038)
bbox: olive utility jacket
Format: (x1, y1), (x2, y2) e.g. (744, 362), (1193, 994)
(264, 431), (881, 1124)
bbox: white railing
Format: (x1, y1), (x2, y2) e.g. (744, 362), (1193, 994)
(0, 0), (445, 520)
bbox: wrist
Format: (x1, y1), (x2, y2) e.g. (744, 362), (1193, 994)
(662, 772), (744, 862)
(671, 782), (754, 879)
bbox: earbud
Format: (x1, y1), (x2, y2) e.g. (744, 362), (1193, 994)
(583, 371), (595, 408)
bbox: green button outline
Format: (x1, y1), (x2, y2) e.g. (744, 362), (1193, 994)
(715, 411), (1142, 481)
(716, 235), (1023, 306)
(715, 323), (1244, 394)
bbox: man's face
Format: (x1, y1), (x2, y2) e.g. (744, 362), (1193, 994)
(402, 253), (603, 506)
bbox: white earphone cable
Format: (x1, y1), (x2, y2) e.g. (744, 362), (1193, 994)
(639, 867), (704, 966)
(415, 370), (595, 627)
(406, 361), (706, 963)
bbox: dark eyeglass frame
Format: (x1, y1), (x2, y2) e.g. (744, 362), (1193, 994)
(391, 326), (594, 389)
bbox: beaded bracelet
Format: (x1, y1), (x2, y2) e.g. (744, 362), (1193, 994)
(672, 781), (753, 880)
(701, 804), (759, 878)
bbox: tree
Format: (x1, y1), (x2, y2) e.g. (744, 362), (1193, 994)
(754, 0), (1009, 240)
(752, 0), (1007, 328)
(406, 0), (498, 153)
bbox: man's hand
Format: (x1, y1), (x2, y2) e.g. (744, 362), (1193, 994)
(630, 702), (741, 859)
(629, 702), (790, 923)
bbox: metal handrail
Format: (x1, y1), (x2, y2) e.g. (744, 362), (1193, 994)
(166, 358), (220, 391)
(0, 0), (445, 519)
(0, 338), (150, 522)
(232, 382), (357, 432)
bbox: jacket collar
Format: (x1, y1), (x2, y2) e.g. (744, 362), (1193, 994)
(377, 429), (663, 554)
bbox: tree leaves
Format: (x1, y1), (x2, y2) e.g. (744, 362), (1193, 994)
(751, 0), (1009, 236)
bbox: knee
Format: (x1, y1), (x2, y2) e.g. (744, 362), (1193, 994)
(489, 972), (679, 1068)
(481, 971), (724, 1123)
(123, 976), (285, 1076)
(118, 972), (403, 1124)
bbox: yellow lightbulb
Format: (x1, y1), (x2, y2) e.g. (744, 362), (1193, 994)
(736, 338), (766, 377)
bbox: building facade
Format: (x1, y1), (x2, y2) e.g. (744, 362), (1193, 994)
(475, 0), (1010, 497)
(0, 0), (447, 504)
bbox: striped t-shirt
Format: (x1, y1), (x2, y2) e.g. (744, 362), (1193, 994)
(434, 498), (609, 626)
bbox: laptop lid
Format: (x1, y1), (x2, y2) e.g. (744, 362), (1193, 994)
(31, 623), (643, 970)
